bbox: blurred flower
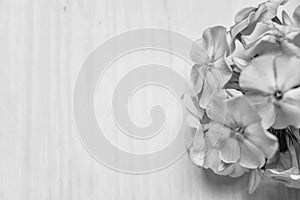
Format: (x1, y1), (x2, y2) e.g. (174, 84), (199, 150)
(190, 26), (232, 108)
(266, 167), (300, 188)
(206, 95), (278, 169)
(240, 55), (300, 129)
(265, 144), (300, 188)
(231, 0), (288, 39)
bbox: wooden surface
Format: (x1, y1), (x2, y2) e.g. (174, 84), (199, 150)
(1, 0), (300, 199)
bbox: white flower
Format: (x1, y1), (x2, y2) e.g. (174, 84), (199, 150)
(240, 55), (300, 129)
(190, 26), (232, 108)
(231, 0), (288, 39)
(244, 22), (300, 58)
(241, 5), (300, 58)
(206, 95), (278, 169)
(190, 125), (248, 177)
(187, 90), (248, 177)
(265, 144), (300, 188)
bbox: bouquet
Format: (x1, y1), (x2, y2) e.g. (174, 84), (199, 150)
(185, 0), (300, 193)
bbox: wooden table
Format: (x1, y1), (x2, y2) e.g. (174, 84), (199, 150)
(1, 0), (300, 199)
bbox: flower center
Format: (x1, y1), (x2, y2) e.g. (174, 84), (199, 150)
(273, 90), (283, 100)
(234, 126), (246, 140)
(235, 127), (245, 134)
(205, 62), (214, 71)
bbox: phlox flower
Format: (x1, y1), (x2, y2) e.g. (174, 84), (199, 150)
(206, 95), (278, 169)
(190, 26), (232, 108)
(231, 0), (288, 39)
(265, 143), (300, 188)
(240, 55), (300, 129)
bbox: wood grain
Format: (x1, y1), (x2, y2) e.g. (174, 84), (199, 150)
(1, 0), (300, 199)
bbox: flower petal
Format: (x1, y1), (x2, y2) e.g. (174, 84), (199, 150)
(186, 115), (199, 128)
(202, 148), (222, 173)
(280, 88), (300, 128)
(293, 4), (300, 27)
(244, 34), (280, 58)
(274, 56), (300, 92)
(248, 169), (264, 194)
(191, 65), (204, 95)
(217, 162), (247, 177)
(219, 137), (240, 163)
(206, 90), (227, 123)
(240, 55), (276, 94)
(272, 103), (290, 128)
(265, 167), (300, 189)
(182, 94), (203, 117)
(199, 71), (218, 108)
(190, 40), (210, 65)
(245, 123), (278, 158)
(190, 129), (206, 166)
(257, 0), (288, 21)
(207, 123), (231, 149)
(239, 139), (266, 169)
(235, 7), (256, 23)
(213, 58), (233, 85)
(230, 164), (248, 177)
(282, 10), (293, 25)
(226, 96), (261, 127)
(245, 92), (276, 128)
(203, 26), (227, 60)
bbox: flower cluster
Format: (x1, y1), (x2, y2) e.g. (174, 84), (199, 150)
(186, 0), (300, 193)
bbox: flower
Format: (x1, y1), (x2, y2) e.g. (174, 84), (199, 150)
(206, 95), (278, 169)
(266, 167), (300, 188)
(243, 22), (300, 58)
(190, 26), (232, 108)
(183, 94), (204, 128)
(187, 0), (300, 193)
(241, 5), (300, 58)
(239, 55), (300, 129)
(187, 90), (248, 177)
(265, 144), (300, 188)
(231, 0), (288, 39)
(190, 127), (249, 177)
